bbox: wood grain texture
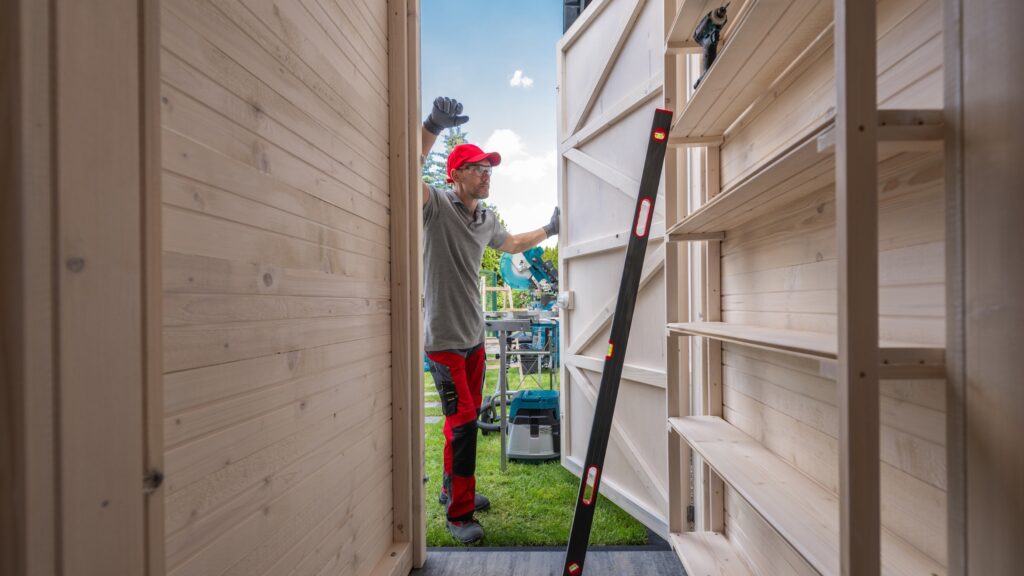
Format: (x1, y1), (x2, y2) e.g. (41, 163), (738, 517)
(671, 417), (945, 576)
(58, 0), (150, 572)
(670, 531), (754, 576)
(962, 0), (1024, 573)
(387, 0), (424, 560)
(5, 1), (162, 572)
(161, 0), (399, 572)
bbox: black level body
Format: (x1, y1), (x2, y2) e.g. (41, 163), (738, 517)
(563, 107), (673, 576)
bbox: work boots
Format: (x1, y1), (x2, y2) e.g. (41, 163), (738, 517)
(438, 488), (491, 512)
(446, 518), (484, 544)
(439, 474), (491, 512)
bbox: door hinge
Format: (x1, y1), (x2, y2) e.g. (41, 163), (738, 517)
(687, 504), (695, 523)
(143, 469), (164, 495)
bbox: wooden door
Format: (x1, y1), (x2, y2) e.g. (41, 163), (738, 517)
(556, 0), (670, 537)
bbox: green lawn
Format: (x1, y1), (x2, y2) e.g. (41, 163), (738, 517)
(423, 362), (649, 547)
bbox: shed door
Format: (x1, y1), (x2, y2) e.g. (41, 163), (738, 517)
(556, 0), (669, 537)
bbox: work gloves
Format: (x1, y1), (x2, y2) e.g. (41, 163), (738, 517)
(543, 207), (560, 238)
(423, 96), (469, 135)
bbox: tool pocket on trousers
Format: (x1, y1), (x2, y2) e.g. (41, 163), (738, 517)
(428, 359), (459, 416)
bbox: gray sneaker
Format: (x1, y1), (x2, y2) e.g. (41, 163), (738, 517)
(446, 518), (484, 544)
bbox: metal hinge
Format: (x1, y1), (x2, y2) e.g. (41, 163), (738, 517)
(687, 505), (695, 523)
(143, 470), (164, 495)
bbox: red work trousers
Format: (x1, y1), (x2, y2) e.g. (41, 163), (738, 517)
(426, 343), (485, 522)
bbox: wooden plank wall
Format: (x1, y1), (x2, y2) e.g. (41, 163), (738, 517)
(159, 0), (397, 574)
(716, 0), (948, 569)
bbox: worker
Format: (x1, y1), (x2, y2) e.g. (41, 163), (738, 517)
(420, 96), (559, 544)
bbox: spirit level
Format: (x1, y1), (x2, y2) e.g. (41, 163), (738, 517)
(563, 108), (673, 576)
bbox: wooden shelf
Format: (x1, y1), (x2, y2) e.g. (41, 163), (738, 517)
(667, 322), (945, 378)
(666, 110), (944, 238)
(669, 531), (754, 576)
(669, 0), (833, 140)
(669, 416), (947, 576)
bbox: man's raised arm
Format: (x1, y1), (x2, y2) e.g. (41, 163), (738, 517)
(420, 96), (469, 206)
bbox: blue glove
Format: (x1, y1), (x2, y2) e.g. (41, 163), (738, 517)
(423, 96), (469, 135)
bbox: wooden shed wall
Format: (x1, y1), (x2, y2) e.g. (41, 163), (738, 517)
(716, 0), (948, 570)
(158, 1), (399, 574)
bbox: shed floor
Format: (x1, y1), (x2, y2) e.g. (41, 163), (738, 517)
(412, 549), (686, 575)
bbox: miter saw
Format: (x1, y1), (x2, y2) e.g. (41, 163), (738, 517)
(500, 247), (558, 291)
(499, 247), (559, 310)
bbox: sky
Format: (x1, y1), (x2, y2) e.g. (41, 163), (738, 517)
(421, 0), (563, 246)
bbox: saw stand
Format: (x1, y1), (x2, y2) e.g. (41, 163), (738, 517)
(483, 318), (532, 472)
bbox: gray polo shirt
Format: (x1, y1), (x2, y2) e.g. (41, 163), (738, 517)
(423, 185), (509, 351)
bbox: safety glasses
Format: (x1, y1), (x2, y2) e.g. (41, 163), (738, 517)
(460, 164), (493, 176)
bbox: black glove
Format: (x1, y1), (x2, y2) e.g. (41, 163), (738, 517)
(543, 207), (560, 238)
(423, 96), (469, 135)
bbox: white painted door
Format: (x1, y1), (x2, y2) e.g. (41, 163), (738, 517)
(556, 0), (669, 537)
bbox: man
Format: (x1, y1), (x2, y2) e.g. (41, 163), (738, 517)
(421, 96), (559, 544)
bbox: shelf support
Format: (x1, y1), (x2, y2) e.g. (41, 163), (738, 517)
(835, 1), (880, 575)
(663, 41), (692, 535)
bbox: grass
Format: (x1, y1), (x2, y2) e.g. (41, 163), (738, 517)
(423, 362), (649, 547)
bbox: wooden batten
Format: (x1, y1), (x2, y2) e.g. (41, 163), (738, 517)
(5, 0), (161, 573)
(959, 1), (1024, 574)
(387, 0), (423, 568)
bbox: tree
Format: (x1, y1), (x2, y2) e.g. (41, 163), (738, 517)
(542, 246), (558, 266)
(480, 201), (506, 282)
(421, 127), (467, 190)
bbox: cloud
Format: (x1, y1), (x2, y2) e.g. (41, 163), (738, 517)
(482, 129), (557, 247)
(509, 69), (534, 88)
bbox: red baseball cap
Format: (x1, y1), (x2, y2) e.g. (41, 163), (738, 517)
(446, 143), (502, 183)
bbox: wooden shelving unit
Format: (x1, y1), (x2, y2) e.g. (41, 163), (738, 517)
(666, 110), (944, 239)
(669, 416), (946, 576)
(668, 531), (754, 576)
(667, 321), (945, 378)
(667, 0), (833, 141)
(661, 0), (949, 574)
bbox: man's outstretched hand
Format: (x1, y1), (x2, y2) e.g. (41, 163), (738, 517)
(543, 207), (560, 238)
(423, 96), (469, 135)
